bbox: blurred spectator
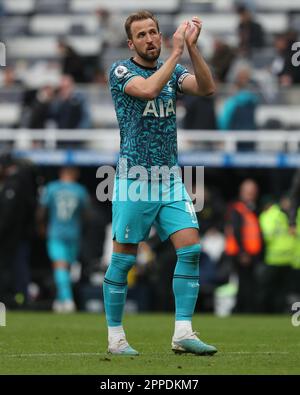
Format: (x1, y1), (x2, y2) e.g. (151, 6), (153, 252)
(234, 0), (256, 13)
(210, 38), (236, 83)
(80, 198), (111, 282)
(271, 33), (300, 87)
(197, 186), (226, 236)
(95, 8), (124, 48)
(0, 152), (37, 308)
(197, 187), (226, 311)
(57, 40), (86, 83)
(0, 66), (16, 87)
(224, 179), (263, 313)
(289, 207), (300, 305)
(236, 5), (265, 56)
(26, 86), (55, 129)
(38, 167), (90, 313)
(94, 8), (124, 83)
(182, 95), (217, 130)
(286, 170), (300, 304)
(51, 75), (92, 130)
(259, 195), (293, 313)
(218, 66), (259, 150)
(288, 169), (300, 232)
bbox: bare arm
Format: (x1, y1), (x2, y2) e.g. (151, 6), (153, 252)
(125, 22), (188, 100)
(181, 17), (215, 96)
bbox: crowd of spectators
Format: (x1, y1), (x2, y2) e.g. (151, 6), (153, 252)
(0, 2), (299, 135)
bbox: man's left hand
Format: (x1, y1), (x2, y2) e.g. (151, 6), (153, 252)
(185, 17), (202, 47)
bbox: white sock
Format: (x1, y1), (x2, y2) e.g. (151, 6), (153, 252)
(174, 320), (193, 339)
(108, 326), (125, 342)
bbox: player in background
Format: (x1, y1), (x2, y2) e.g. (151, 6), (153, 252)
(104, 11), (217, 355)
(39, 167), (89, 313)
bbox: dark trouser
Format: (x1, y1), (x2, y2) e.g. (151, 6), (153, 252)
(287, 268), (300, 305)
(258, 264), (291, 313)
(13, 241), (31, 303)
(0, 248), (16, 307)
(0, 239), (29, 308)
(233, 257), (259, 313)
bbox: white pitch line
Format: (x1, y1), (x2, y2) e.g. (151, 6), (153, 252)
(225, 351), (289, 355)
(3, 353), (104, 357)
(1, 351), (290, 358)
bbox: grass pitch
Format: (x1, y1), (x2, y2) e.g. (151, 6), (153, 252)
(0, 312), (299, 375)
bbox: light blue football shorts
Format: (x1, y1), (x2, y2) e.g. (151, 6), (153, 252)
(112, 177), (199, 243)
(47, 238), (79, 264)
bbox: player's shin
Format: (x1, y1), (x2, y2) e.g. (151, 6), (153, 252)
(172, 244), (201, 333)
(103, 253), (136, 328)
(53, 266), (73, 302)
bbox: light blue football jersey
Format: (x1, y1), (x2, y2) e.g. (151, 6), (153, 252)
(109, 58), (190, 177)
(40, 181), (89, 240)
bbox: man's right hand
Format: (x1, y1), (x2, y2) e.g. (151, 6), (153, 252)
(172, 21), (188, 56)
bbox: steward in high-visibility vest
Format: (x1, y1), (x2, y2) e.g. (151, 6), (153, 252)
(259, 204), (295, 266)
(292, 208), (300, 270)
(288, 207), (300, 297)
(259, 202), (293, 313)
(225, 201), (262, 257)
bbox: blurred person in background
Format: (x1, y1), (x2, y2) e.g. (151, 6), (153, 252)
(26, 85), (55, 129)
(218, 66), (259, 150)
(271, 33), (300, 87)
(288, 170), (300, 304)
(289, 169), (300, 234)
(51, 75), (92, 132)
(95, 8), (124, 83)
(0, 152), (37, 308)
(236, 4), (265, 56)
(225, 179), (263, 313)
(57, 40), (86, 83)
(210, 38), (236, 83)
(259, 195), (294, 313)
(182, 94), (217, 131)
(38, 167), (90, 313)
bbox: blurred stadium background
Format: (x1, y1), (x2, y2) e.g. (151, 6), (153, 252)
(0, 0), (300, 317)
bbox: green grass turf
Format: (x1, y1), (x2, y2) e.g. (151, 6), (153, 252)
(0, 312), (299, 375)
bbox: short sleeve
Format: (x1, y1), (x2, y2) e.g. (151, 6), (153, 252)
(174, 64), (192, 93)
(109, 62), (139, 93)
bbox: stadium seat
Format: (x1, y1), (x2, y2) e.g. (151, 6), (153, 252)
(70, 0), (180, 14)
(256, 105), (300, 128)
(254, 0), (300, 12)
(29, 15), (99, 35)
(175, 13), (238, 34)
(0, 103), (21, 126)
(0, 16), (29, 37)
(35, 0), (68, 13)
(3, 0), (35, 15)
(175, 13), (288, 35)
(7, 36), (102, 58)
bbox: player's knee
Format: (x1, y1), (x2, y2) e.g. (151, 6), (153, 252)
(113, 241), (138, 255)
(176, 244), (201, 266)
(111, 252), (136, 272)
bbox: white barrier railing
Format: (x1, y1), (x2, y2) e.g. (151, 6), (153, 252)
(1, 129), (300, 152)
